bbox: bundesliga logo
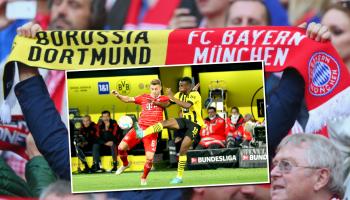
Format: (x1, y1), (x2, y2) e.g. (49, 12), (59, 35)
(191, 158), (198, 164)
(308, 52), (340, 96)
(242, 155), (249, 160)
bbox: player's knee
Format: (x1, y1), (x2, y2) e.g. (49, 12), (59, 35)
(145, 153), (154, 161)
(118, 143), (127, 151)
(179, 149), (188, 155)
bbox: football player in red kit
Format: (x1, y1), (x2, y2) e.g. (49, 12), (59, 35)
(111, 79), (169, 186)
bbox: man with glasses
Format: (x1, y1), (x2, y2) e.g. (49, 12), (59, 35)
(271, 134), (345, 200)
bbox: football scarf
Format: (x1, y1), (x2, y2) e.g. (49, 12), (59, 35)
(2, 26), (350, 132)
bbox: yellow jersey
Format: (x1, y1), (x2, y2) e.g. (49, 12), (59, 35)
(174, 91), (204, 127)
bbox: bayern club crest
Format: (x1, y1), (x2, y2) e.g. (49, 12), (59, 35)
(308, 52), (340, 96)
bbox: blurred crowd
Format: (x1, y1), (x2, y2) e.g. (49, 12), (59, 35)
(0, 0), (349, 199)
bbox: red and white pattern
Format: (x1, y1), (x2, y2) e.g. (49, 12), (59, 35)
(134, 94), (169, 127)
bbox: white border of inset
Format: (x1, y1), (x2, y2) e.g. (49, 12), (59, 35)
(65, 60), (270, 193)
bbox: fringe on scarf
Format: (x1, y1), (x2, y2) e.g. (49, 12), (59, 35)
(306, 86), (350, 133)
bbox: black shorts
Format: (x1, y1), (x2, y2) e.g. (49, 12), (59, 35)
(175, 118), (201, 141)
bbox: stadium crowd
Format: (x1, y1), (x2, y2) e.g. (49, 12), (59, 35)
(0, 0), (349, 199)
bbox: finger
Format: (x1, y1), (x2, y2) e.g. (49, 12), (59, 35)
(173, 8), (191, 17)
(30, 24), (42, 38)
(306, 22), (316, 38)
(310, 23), (322, 40)
(170, 16), (197, 29)
(17, 23), (27, 36)
(177, 16), (197, 23)
(22, 22), (34, 37)
(176, 17), (197, 28)
(16, 27), (23, 36)
(321, 32), (331, 43)
(297, 22), (307, 29)
(315, 25), (328, 42)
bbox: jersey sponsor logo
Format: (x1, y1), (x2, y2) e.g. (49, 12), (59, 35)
(197, 155), (236, 163)
(117, 79), (131, 95)
(98, 82), (109, 95)
(146, 103), (156, 110)
(308, 52), (340, 96)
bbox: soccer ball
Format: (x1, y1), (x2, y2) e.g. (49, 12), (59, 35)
(118, 115), (133, 130)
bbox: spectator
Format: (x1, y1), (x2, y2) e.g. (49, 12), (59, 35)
(182, 186), (270, 200)
(271, 134), (345, 199)
(226, 0), (332, 157)
(24, 133), (57, 197)
(169, 0), (231, 29)
(14, 0), (107, 180)
(0, 133), (56, 197)
(226, 106), (244, 132)
(39, 180), (105, 200)
(288, 0), (329, 25)
(264, 0), (289, 26)
(0, 156), (33, 197)
(196, 107), (226, 149)
(237, 114), (254, 148)
(73, 115), (98, 173)
(227, 0), (269, 26)
(0, 0), (28, 63)
(108, 0), (180, 30)
(327, 117), (350, 200)
(321, 1), (350, 71)
(225, 107), (244, 148)
(94, 110), (121, 172)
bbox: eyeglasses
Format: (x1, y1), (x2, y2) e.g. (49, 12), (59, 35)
(272, 160), (319, 174)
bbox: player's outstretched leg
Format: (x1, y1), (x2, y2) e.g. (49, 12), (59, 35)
(134, 121), (144, 138)
(115, 142), (130, 175)
(139, 119), (180, 139)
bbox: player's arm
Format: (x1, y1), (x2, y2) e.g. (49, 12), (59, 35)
(111, 90), (135, 103)
(169, 96), (192, 109)
(152, 100), (171, 108)
(166, 88), (192, 109)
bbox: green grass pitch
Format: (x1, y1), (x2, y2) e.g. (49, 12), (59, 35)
(72, 168), (269, 193)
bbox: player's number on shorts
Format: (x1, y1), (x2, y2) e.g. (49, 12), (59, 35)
(192, 127), (198, 134)
(151, 140), (156, 151)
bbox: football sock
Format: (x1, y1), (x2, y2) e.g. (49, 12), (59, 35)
(176, 155), (187, 179)
(144, 123), (163, 137)
(118, 149), (129, 166)
(141, 158), (153, 179)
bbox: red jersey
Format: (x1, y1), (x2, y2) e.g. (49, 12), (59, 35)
(134, 94), (169, 127)
(236, 124), (253, 141)
(200, 116), (226, 141)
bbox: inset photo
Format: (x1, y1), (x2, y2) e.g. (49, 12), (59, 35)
(66, 61), (269, 193)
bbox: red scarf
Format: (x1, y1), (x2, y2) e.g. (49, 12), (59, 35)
(0, 116), (29, 160)
(124, 0), (180, 30)
(166, 27), (350, 132)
